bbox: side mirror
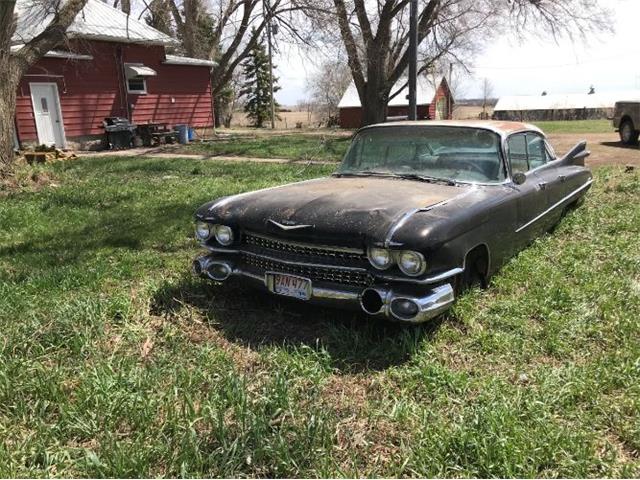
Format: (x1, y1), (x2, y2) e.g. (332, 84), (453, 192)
(512, 172), (526, 185)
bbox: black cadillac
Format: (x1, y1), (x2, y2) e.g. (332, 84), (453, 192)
(192, 121), (592, 323)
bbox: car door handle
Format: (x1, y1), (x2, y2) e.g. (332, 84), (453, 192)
(538, 182), (547, 190)
(558, 175), (566, 183)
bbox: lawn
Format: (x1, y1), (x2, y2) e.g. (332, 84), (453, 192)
(181, 133), (351, 162)
(0, 156), (638, 477)
(176, 121), (613, 163)
(531, 119), (613, 134)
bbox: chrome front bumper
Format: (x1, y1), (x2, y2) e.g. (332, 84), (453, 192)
(193, 254), (455, 324)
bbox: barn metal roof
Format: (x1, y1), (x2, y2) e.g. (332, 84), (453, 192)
(10, 44), (94, 60)
(494, 91), (640, 111)
(164, 55), (217, 67)
(338, 76), (446, 108)
(12, 0), (176, 46)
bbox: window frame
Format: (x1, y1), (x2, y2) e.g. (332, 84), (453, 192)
(341, 125), (510, 185)
(506, 131), (551, 176)
(126, 76), (147, 95)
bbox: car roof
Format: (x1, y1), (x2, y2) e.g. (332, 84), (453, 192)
(359, 120), (543, 136)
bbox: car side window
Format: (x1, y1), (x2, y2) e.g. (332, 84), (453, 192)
(528, 135), (547, 169)
(508, 134), (529, 174)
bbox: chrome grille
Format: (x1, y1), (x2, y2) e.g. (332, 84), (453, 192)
(241, 252), (372, 287)
(243, 232), (365, 262)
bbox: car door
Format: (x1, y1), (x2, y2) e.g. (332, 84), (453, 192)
(506, 132), (551, 243)
(526, 133), (565, 218)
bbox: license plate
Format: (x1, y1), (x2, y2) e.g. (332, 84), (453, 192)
(266, 272), (312, 300)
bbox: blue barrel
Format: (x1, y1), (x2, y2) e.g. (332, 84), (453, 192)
(188, 127), (196, 141)
(175, 124), (189, 144)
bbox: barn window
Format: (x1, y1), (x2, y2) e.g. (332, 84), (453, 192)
(124, 63), (157, 95)
(127, 77), (147, 94)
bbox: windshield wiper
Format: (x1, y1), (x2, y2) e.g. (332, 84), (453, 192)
(334, 171), (457, 186)
(333, 171), (397, 178)
(395, 173), (457, 186)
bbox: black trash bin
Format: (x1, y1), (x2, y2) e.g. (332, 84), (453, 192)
(103, 117), (137, 149)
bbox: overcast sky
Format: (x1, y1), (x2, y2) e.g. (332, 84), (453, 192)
(273, 0), (640, 105)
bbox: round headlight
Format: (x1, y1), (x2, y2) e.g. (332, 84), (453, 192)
(213, 224), (234, 246)
(398, 251), (426, 276)
(367, 247), (394, 270)
(195, 221), (211, 240)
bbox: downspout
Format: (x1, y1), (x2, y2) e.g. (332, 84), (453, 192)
(209, 70), (216, 134)
(116, 46), (131, 120)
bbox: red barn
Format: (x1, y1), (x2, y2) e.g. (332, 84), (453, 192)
(12, 0), (215, 150)
(338, 77), (454, 129)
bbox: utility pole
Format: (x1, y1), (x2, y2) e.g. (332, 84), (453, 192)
(264, 0), (276, 129)
(408, 0), (418, 120)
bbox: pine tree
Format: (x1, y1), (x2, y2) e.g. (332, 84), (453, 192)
(241, 36), (280, 128)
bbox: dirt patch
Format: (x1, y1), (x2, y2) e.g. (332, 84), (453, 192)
(547, 133), (640, 167)
(0, 169), (60, 196)
(321, 374), (406, 472)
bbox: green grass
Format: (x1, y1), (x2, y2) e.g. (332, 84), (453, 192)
(176, 121), (612, 162)
(0, 156), (639, 477)
(531, 119), (613, 134)
(181, 133), (351, 161)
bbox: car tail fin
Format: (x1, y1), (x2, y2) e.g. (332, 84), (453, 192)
(561, 140), (590, 167)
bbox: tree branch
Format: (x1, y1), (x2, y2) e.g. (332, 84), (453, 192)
(332, 0), (365, 92)
(12, 0), (88, 75)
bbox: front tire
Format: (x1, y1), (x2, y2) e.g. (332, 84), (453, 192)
(620, 119), (639, 145)
(456, 249), (488, 294)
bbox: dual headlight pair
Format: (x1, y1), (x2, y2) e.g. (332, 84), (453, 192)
(195, 221), (234, 246)
(195, 221), (424, 276)
(367, 247), (426, 277)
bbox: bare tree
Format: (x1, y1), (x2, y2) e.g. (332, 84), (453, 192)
(144, 0), (175, 37)
(0, 0), (88, 178)
(112, 0), (131, 14)
(164, 0), (308, 127)
(481, 77), (493, 119)
(301, 0), (610, 126)
(169, 0), (213, 58)
(215, 69), (243, 127)
(306, 58), (351, 125)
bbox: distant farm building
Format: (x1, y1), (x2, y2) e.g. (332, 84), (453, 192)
(493, 91), (640, 121)
(338, 77), (454, 128)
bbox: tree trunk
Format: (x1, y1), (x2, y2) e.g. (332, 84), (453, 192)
(0, 0), (87, 178)
(182, 0), (199, 57)
(0, 69), (19, 178)
(360, 75), (390, 126)
(213, 99), (222, 128)
(361, 99), (387, 126)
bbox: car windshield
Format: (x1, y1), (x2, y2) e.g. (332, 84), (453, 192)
(338, 126), (506, 184)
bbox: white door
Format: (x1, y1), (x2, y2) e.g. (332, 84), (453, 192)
(30, 83), (65, 147)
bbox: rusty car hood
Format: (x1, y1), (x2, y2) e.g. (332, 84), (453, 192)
(198, 176), (469, 245)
